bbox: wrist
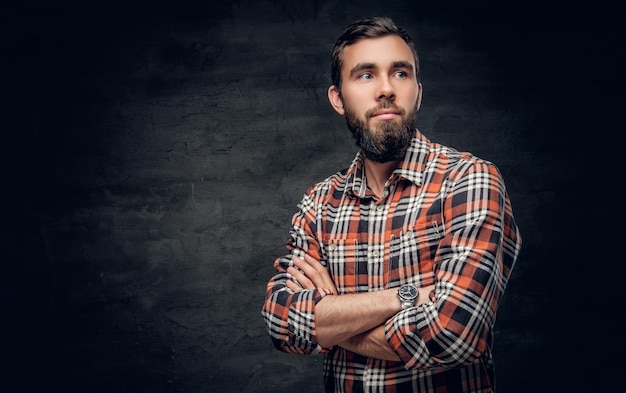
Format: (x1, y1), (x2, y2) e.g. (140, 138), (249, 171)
(397, 284), (419, 310)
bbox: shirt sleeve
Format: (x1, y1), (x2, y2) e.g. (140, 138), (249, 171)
(385, 160), (522, 370)
(261, 190), (329, 355)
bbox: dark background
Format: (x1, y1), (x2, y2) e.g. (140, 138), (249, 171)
(1, 1), (621, 392)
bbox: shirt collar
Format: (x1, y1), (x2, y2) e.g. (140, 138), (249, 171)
(345, 129), (430, 198)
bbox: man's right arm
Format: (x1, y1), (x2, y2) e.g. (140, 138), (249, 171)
(314, 288), (400, 348)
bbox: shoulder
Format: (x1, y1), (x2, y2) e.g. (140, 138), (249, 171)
(427, 142), (503, 182)
(304, 167), (351, 201)
(403, 131), (502, 185)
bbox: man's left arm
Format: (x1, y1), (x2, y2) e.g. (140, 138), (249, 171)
(384, 161), (522, 370)
(336, 282), (434, 361)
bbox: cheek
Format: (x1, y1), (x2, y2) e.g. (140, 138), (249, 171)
(340, 96), (365, 118)
(341, 84), (371, 105)
(402, 85), (419, 102)
(351, 103), (375, 121)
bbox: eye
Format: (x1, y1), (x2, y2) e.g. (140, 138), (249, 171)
(358, 73), (373, 80)
(394, 71), (408, 78)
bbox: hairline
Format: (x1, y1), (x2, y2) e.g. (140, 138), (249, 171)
(331, 19), (421, 91)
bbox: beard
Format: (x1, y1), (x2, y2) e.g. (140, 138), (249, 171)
(344, 101), (417, 163)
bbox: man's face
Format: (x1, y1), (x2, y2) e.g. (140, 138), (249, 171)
(328, 35), (422, 163)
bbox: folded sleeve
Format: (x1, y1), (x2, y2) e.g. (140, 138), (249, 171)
(261, 190), (329, 354)
(385, 160), (522, 369)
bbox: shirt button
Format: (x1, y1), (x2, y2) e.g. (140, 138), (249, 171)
(376, 204), (384, 212)
(329, 243), (337, 251)
(372, 250), (380, 257)
(404, 231), (414, 239)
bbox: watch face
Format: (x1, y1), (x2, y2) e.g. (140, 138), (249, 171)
(399, 285), (418, 299)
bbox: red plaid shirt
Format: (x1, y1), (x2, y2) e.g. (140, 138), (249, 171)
(262, 130), (522, 392)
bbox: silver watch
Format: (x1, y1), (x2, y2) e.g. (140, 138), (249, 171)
(397, 284), (419, 310)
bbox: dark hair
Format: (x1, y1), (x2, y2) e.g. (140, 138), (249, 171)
(330, 17), (420, 91)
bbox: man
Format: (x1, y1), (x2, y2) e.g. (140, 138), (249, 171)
(261, 16), (521, 393)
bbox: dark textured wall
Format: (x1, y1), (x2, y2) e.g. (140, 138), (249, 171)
(1, 1), (620, 392)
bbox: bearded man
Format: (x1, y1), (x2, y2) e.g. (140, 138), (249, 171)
(262, 17), (522, 393)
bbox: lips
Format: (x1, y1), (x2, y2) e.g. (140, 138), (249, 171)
(373, 109), (400, 116)
(368, 104), (404, 119)
(371, 109), (401, 120)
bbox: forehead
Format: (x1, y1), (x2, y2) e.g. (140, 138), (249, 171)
(341, 35), (415, 72)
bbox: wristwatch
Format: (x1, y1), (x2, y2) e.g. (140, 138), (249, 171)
(397, 284), (419, 310)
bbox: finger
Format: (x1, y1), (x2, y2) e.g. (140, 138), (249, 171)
(292, 257), (318, 277)
(303, 253), (323, 266)
(321, 288), (336, 296)
(293, 257), (333, 290)
(417, 284), (436, 305)
(300, 255), (338, 294)
(287, 266), (314, 289)
(302, 255), (338, 294)
(285, 279), (301, 292)
(304, 254), (337, 295)
(303, 254), (331, 277)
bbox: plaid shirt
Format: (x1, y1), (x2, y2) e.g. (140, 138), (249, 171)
(262, 130), (522, 393)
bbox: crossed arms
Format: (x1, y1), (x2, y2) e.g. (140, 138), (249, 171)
(261, 160), (521, 368)
(286, 254), (435, 360)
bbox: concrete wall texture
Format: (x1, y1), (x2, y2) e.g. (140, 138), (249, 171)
(1, 1), (620, 392)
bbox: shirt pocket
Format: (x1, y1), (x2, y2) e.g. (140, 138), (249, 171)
(388, 219), (444, 286)
(324, 237), (368, 294)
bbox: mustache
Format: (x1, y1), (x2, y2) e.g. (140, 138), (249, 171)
(365, 102), (406, 118)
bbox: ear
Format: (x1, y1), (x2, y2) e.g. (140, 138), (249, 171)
(327, 85), (345, 115)
(416, 82), (423, 112)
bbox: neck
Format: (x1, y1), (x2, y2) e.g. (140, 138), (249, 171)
(363, 158), (399, 198)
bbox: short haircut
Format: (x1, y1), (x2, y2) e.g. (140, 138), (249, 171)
(330, 17), (421, 91)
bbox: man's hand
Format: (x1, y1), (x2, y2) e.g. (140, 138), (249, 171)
(285, 254), (338, 295)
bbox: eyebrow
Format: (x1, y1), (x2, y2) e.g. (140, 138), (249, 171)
(348, 61), (414, 78)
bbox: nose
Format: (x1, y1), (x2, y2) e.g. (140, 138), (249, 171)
(376, 76), (395, 101)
